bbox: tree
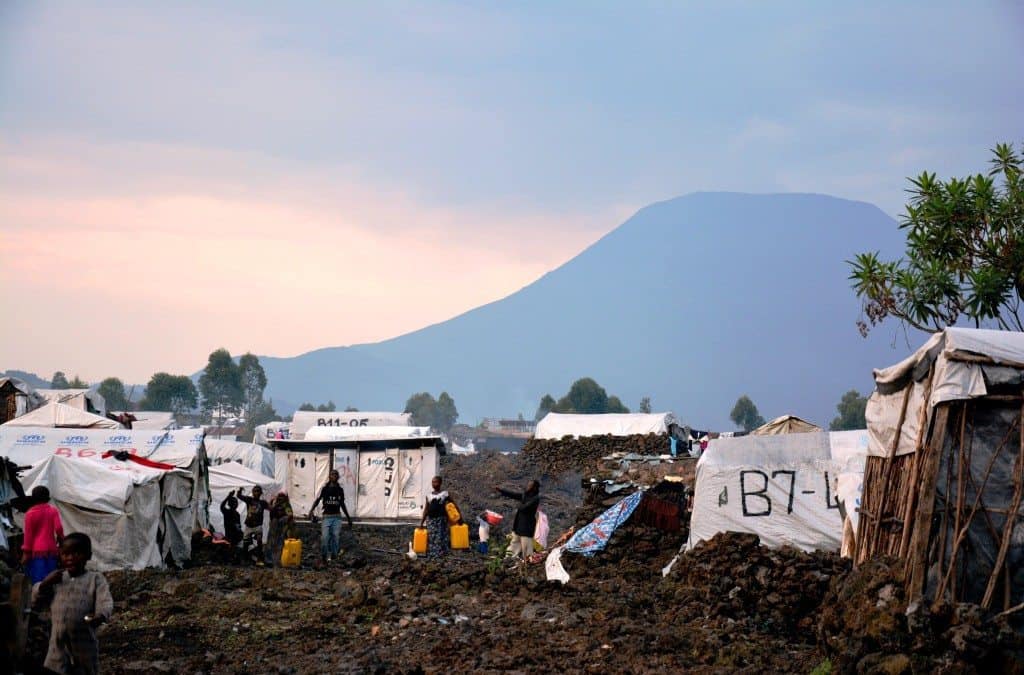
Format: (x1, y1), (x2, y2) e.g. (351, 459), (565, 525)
(537, 377), (631, 415)
(830, 390), (868, 431)
(67, 375), (89, 389)
(638, 396), (652, 414)
(298, 403), (316, 411)
(239, 400), (280, 442)
(141, 373), (198, 416)
(237, 353), (267, 424)
(404, 392), (437, 428)
(434, 392), (459, 432)
(730, 395), (766, 432)
(50, 371), (69, 388)
(97, 377), (129, 411)
(344, 405), (359, 412)
(535, 394), (556, 421)
(606, 396), (629, 413)
(198, 348), (243, 424)
(316, 401), (336, 412)
(849, 142), (1024, 336)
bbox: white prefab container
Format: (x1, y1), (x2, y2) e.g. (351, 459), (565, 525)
(289, 411), (412, 440)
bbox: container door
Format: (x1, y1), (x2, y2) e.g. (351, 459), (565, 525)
(288, 452), (318, 516)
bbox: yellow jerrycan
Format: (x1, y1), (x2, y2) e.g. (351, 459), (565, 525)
(280, 538), (302, 568)
(450, 523), (469, 550)
(445, 501), (461, 524)
(413, 527), (428, 555)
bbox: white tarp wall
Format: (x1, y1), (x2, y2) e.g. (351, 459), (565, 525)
(283, 451), (333, 516)
(254, 421), (291, 446)
(36, 389), (107, 416)
(535, 412), (679, 440)
(290, 411), (412, 440)
(304, 426), (433, 442)
(1, 402), (122, 429)
(687, 430), (868, 552)
(207, 462), (280, 537)
(0, 427), (207, 563)
(205, 438), (275, 477)
(353, 445), (437, 519)
(18, 455), (166, 570)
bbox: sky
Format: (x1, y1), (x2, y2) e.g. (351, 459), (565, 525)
(1, 1), (1022, 385)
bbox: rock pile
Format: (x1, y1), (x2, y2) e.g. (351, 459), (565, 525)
(521, 433), (670, 475)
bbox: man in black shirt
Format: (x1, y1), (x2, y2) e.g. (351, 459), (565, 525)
(308, 470), (353, 562)
(236, 486), (269, 565)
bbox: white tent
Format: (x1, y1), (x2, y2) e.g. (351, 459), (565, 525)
(0, 427), (207, 565)
(36, 389), (107, 416)
(254, 421), (291, 446)
(1, 402), (122, 429)
(751, 414), (822, 436)
(687, 430), (868, 553)
(207, 462), (280, 537)
(534, 412), (679, 440)
(205, 438), (275, 477)
(18, 454), (171, 570)
(270, 432), (441, 519)
(289, 410), (411, 440)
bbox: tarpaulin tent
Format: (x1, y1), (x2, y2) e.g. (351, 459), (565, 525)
(17, 454), (174, 570)
(289, 411), (412, 440)
(1, 402), (123, 429)
(205, 438), (275, 477)
(857, 327), (1024, 610)
(0, 427), (208, 566)
(36, 389), (107, 417)
(207, 462), (280, 538)
(254, 421), (291, 446)
(269, 429), (442, 519)
(534, 413), (679, 440)
(687, 430), (868, 552)
(751, 415), (822, 436)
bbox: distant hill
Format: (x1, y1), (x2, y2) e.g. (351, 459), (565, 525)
(258, 192), (917, 429)
(1, 369), (50, 390)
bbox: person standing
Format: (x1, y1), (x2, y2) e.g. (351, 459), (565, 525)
(22, 486), (64, 584)
(420, 475), (462, 560)
(32, 533), (113, 675)
(494, 480), (540, 559)
(236, 486), (269, 566)
(308, 470), (353, 563)
(266, 493), (294, 566)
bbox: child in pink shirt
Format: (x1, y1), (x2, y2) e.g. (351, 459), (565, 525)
(22, 485), (64, 584)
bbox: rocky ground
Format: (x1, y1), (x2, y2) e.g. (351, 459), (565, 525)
(9, 446), (1024, 674)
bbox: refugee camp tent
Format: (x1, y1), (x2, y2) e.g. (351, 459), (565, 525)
(687, 430), (868, 552)
(254, 421), (291, 446)
(534, 413), (680, 440)
(0, 401), (123, 429)
(0, 427), (208, 566)
(856, 327), (1024, 610)
(205, 437), (275, 477)
(751, 415), (822, 436)
(36, 389), (106, 417)
(114, 411), (177, 430)
(17, 454), (174, 570)
(207, 462), (280, 537)
(0, 377), (45, 424)
(269, 428), (443, 519)
(289, 410), (412, 440)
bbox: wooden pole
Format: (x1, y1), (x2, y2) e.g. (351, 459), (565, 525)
(909, 404), (949, 603)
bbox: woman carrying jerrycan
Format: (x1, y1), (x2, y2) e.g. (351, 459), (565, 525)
(419, 475), (464, 560)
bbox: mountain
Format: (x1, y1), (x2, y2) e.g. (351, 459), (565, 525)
(259, 192), (917, 429)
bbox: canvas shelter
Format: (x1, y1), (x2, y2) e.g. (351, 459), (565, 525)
(0, 377), (45, 424)
(687, 430), (867, 553)
(856, 327), (1024, 610)
(269, 427), (443, 520)
(36, 389), (107, 417)
(535, 412), (680, 440)
(207, 462), (281, 537)
(751, 415), (822, 436)
(205, 437), (275, 477)
(288, 410), (412, 440)
(16, 453), (184, 570)
(0, 401), (123, 429)
(0, 427), (208, 566)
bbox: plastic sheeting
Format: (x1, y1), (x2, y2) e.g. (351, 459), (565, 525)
(0, 402), (122, 429)
(35, 389), (107, 415)
(534, 413), (679, 440)
(751, 415), (821, 435)
(565, 491), (644, 556)
(205, 438), (275, 477)
(290, 411), (411, 440)
(687, 431), (867, 552)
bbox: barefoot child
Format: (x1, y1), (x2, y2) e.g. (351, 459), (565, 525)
(32, 533), (113, 675)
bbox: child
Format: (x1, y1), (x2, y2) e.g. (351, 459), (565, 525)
(32, 533), (113, 675)
(219, 491), (243, 563)
(236, 487), (269, 565)
(22, 485), (65, 584)
(266, 492), (294, 566)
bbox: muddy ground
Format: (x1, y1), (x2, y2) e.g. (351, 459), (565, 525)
(15, 449), (1024, 674)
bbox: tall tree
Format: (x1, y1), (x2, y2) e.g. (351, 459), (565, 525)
(199, 348), (243, 424)
(434, 392), (459, 431)
(237, 353), (268, 423)
(730, 395), (766, 432)
(535, 394), (556, 421)
(638, 396), (652, 414)
(849, 142), (1024, 336)
(50, 371), (69, 388)
(67, 375), (89, 389)
(141, 373), (198, 416)
(606, 396), (629, 413)
(97, 377), (129, 411)
(316, 401), (336, 412)
(404, 392), (437, 428)
(829, 390), (868, 431)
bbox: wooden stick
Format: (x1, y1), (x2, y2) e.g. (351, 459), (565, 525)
(900, 366), (936, 559)
(946, 352), (1024, 370)
(910, 404), (948, 603)
(869, 384), (913, 557)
